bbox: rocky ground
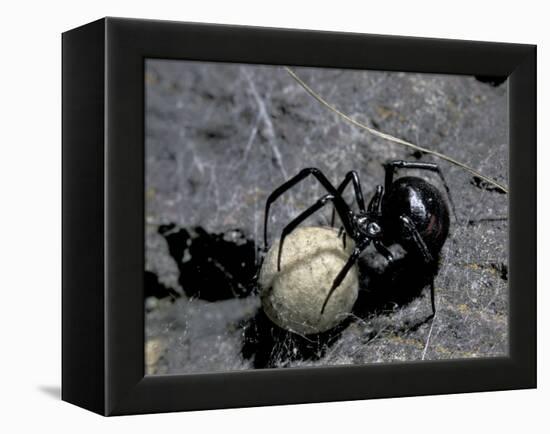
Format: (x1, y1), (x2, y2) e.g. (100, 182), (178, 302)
(144, 59), (508, 375)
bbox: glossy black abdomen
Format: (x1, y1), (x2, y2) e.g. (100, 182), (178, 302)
(382, 176), (450, 255)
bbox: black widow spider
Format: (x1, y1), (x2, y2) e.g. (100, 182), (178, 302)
(263, 160), (456, 317)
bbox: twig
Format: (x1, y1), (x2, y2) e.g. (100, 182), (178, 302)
(422, 317), (436, 360)
(284, 67), (508, 194)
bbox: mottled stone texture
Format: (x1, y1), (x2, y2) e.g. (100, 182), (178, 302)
(145, 59), (508, 374)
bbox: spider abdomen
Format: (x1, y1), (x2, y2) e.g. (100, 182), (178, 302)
(382, 176), (450, 256)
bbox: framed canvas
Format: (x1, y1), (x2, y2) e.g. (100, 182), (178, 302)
(62, 17), (536, 416)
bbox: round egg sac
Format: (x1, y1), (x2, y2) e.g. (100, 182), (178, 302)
(259, 226), (359, 335)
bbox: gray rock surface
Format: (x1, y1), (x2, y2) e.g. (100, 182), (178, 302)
(144, 59), (508, 374)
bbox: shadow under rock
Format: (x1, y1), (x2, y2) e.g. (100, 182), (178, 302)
(241, 309), (350, 369)
(353, 254), (439, 317)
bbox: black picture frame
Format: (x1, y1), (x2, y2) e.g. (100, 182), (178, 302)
(62, 17), (536, 416)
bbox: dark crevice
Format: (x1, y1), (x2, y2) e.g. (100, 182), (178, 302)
(490, 262), (508, 281)
(158, 224), (258, 301)
(474, 75), (507, 87)
(144, 270), (180, 300)
(410, 150), (424, 160)
(198, 128), (233, 140)
(467, 217), (508, 226)
(470, 176), (506, 194)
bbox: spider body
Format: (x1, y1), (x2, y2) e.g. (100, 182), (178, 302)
(382, 176), (450, 257)
(263, 160), (455, 318)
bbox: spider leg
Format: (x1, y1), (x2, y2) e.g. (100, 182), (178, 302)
(399, 215), (434, 263)
(367, 185), (384, 214)
(321, 239), (370, 314)
(400, 215), (437, 315)
(429, 279), (436, 317)
(264, 168), (352, 250)
(337, 226), (347, 249)
(277, 194), (351, 271)
(330, 170), (366, 227)
(384, 160), (458, 223)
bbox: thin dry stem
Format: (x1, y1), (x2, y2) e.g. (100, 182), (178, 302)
(284, 67), (508, 194)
